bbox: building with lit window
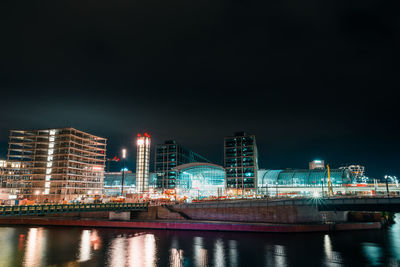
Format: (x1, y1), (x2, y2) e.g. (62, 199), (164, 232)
(136, 133), (151, 193)
(103, 171), (157, 196)
(0, 160), (29, 194)
(224, 132), (258, 195)
(155, 140), (210, 190)
(173, 162), (225, 198)
(309, 160), (325, 170)
(7, 128), (107, 201)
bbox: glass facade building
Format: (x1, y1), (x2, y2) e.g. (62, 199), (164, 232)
(257, 168), (355, 193)
(224, 132), (258, 194)
(173, 163), (225, 198)
(155, 140), (210, 190)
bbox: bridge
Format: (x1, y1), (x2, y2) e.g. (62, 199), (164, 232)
(0, 202), (148, 217)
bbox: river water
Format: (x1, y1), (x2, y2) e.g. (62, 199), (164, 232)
(0, 215), (399, 266)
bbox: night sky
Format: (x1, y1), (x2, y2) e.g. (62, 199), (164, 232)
(0, 1), (398, 178)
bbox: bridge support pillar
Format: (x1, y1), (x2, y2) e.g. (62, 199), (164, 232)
(109, 211), (131, 221)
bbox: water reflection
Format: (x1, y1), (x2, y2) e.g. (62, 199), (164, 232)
(170, 248), (184, 267)
(78, 230), (91, 262)
(390, 214), (400, 262)
(78, 229), (102, 262)
(363, 242), (383, 266)
(1, 216), (400, 266)
(23, 227), (47, 267)
(214, 238), (226, 267)
(324, 234), (343, 266)
(107, 233), (157, 267)
(228, 240), (238, 267)
(0, 228), (16, 267)
(265, 244), (287, 266)
(193, 237), (208, 267)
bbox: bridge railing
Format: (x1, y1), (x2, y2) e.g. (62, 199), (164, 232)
(0, 202), (149, 216)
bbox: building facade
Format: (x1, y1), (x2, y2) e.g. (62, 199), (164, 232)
(224, 132), (258, 195)
(0, 160), (29, 194)
(155, 140), (210, 190)
(172, 162), (225, 198)
(309, 160), (325, 170)
(103, 171), (157, 196)
(136, 133), (151, 193)
(7, 128), (107, 201)
(257, 168), (355, 195)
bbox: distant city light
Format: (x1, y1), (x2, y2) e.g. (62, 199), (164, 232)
(313, 192), (321, 198)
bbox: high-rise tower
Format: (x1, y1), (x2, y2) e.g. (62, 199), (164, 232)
(224, 131), (258, 195)
(136, 133), (151, 193)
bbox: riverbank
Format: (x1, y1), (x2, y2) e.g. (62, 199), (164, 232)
(0, 217), (381, 233)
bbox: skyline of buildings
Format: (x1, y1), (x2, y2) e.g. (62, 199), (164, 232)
(0, 126), (388, 201)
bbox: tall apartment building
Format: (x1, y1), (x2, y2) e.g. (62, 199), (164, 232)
(155, 140), (210, 190)
(224, 132), (258, 195)
(136, 133), (151, 193)
(7, 128), (107, 201)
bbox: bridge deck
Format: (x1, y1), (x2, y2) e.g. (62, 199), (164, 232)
(0, 202), (148, 216)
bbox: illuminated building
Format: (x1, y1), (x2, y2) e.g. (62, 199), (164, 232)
(309, 160), (325, 170)
(0, 160), (29, 191)
(155, 140), (210, 190)
(7, 128), (107, 201)
(339, 165), (365, 178)
(224, 132), (258, 195)
(136, 133), (151, 193)
(257, 168), (355, 194)
(173, 162), (225, 198)
(103, 171), (157, 196)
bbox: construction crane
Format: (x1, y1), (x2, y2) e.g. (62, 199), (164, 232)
(327, 164), (333, 196)
(106, 156), (120, 172)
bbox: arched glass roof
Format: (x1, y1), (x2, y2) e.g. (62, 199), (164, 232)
(258, 169), (354, 187)
(173, 163), (225, 198)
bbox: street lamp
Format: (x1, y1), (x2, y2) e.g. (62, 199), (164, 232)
(321, 178), (324, 198)
(385, 175), (389, 197)
(275, 181), (278, 197)
(121, 149), (126, 197)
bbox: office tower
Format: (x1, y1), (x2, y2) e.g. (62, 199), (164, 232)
(155, 140), (210, 190)
(136, 133), (151, 193)
(7, 128), (107, 201)
(224, 132), (258, 195)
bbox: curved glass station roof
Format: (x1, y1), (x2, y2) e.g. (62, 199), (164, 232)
(258, 169), (355, 187)
(173, 163), (225, 198)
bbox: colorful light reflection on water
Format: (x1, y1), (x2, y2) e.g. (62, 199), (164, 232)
(0, 215), (400, 266)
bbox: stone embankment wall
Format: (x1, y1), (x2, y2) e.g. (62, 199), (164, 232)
(172, 201), (347, 223)
(129, 200), (349, 224)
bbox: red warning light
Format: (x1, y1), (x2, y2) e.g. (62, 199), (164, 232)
(137, 133), (141, 137)
(144, 132), (150, 137)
